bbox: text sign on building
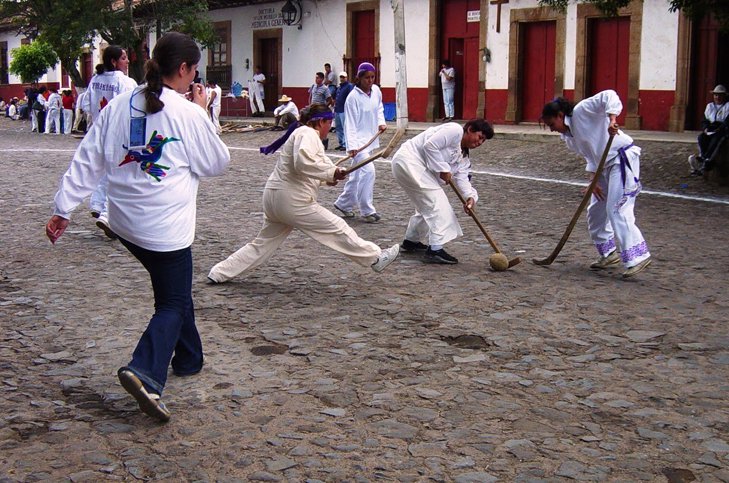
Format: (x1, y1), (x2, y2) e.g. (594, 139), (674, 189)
(467, 10), (480, 22)
(252, 7), (286, 29)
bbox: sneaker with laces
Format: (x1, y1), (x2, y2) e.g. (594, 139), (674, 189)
(96, 216), (118, 240)
(400, 239), (428, 252)
(117, 368), (171, 422)
(424, 247), (458, 264)
(362, 213), (382, 223)
(371, 244), (400, 272)
(622, 257), (652, 279)
(334, 204), (355, 218)
(590, 250), (620, 269)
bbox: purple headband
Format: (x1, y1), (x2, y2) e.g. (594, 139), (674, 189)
(310, 111), (334, 121)
(357, 62), (376, 76)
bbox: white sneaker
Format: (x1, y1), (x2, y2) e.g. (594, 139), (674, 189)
(96, 215), (118, 240)
(371, 244), (400, 273)
(590, 250), (621, 269)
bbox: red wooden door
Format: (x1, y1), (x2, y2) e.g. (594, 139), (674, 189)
(463, 37), (480, 118)
(449, 38), (464, 119)
(259, 37), (279, 112)
(353, 10), (377, 82)
(520, 21), (556, 122)
(687, 14), (729, 129)
(587, 16), (630, 125)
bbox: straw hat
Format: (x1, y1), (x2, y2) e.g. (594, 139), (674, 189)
(278, 94), (292, 102)
(712, 84), (727, 95)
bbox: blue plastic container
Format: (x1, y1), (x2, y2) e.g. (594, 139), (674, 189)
(383, 102), (396, 121)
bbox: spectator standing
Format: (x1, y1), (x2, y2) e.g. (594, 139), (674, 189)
(334, 62), (386, 223)
(206, 80), (222, 135)
(324, 63), (337, 99)
(333, 71), (353, 151)
(61, 90), (74, 135)
(83, 46), (138, 238)
(439, 60), (456, 121)
(248, 66), (266, 117)
(272, 94), (299, 130)
(45, 32), (230, 422)
(72, 87), (89, 133)
(44, 87), (62, 134)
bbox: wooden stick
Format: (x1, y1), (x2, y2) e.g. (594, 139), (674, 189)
(532, 134), (615, 266)
(335, 130), (385, 166)
(448, 180), (521, 268)
(342, 129), (405, 175)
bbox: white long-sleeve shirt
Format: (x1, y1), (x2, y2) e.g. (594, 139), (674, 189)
(82, 70), (137, 122)
(343, 84), (385, 151)
(46, 92), (62, 111)
(704, 102), (729, 124)
(393, 122), (478, 203)
(561, 90), (639, 172)
(273, 101), (299, 119)
(265, 126), (337, 200)
(53, 86), (230, 251)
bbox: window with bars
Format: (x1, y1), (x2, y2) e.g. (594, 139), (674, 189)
(207, 21), (232, 89)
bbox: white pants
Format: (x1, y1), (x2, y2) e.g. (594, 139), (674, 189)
(250, 89), (265, 114)
(587, 150), (650, 268)
(209, 105), (221, 134)
(392, 157), (462, 246)
(30, 110), (39, 131)
(63, 109), (73, 134)
(45, 108), (60, 134)
(89, 174), (109, 216)
(208, 187), (381, 282)
(334, 150), (377, 216)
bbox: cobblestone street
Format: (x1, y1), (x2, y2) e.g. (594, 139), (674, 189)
(1, 117), (728, 482)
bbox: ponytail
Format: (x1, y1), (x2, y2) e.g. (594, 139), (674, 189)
(541, 97), (574, 120)
(141, 32), (201, 115)
(143, 59), (164, 114)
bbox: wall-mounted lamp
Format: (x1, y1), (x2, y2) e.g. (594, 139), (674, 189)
(281, 0), (303, 28)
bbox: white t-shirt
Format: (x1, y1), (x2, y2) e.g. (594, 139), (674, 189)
(252, 73), (266, 98)
(439, 67), (455, 89)
(53, 86), (230, 251)
(273, 101), (299, 119)
(209, 85), (222, 108)
(83, 70), (138, 122)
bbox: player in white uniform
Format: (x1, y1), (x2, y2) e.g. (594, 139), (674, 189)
(541, 90), (651, 278)
(333, 62), (386, 223)
(207, 104), (399, 283)
(392, 120), (493, 264)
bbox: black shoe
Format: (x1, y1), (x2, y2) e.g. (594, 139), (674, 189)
(400, 239), (428, 252)
(424, 247), (458, 264)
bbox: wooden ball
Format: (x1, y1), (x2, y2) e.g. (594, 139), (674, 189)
(489, 253), (509, 271)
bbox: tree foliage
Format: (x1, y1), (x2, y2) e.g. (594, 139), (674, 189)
(9, 41), (58, 83)
(538, 0), (729, 30)
(0, 0), (217, 85)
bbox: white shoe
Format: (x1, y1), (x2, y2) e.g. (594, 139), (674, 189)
(96, 215), (118, 240)
(371, 244), (400, 273)
(590, 250), (621, 269)
(622, 257), (652, 279)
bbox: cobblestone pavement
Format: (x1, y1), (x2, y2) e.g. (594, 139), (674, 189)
(1, 117), (728, 482)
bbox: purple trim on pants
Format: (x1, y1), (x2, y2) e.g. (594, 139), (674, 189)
(621, 241), (649, 264)
(595, 238), (616, 256)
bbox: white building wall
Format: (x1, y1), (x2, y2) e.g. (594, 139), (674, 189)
(485, 0), (511, 90)
(204, 0), (432, 89)
(639, 1), (679, 90)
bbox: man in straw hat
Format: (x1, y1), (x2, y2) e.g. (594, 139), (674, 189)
(689, 84), (729, 175)
(271, 94), (299, 131)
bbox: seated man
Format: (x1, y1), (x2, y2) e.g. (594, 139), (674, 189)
(271, 94), (299, 131)
(690, 84), (729, 175)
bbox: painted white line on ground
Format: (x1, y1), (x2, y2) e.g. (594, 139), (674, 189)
(31, 146), (729, 206)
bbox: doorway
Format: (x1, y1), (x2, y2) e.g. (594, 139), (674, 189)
(520, 20), (556, 122)
(687, 14), (729, 129)
(586, 16), (630, 125)
(253, 30), (282, 114)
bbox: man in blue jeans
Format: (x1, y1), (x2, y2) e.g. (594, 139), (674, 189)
(334, 71), (353, 151)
